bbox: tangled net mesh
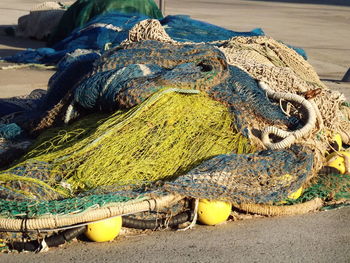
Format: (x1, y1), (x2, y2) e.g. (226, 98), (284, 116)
(1, 90), (251, 202)
(0, 18), (350, 221)
(121, 19), (350, 173)
(219, 36), (350, 173)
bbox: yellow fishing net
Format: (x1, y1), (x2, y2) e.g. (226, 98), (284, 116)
(3, 89), (251, 199)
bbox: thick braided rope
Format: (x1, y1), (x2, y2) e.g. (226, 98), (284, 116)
(259, 81), (317, 149)
(0, 194), (182, 231)
(233, 198), (323, 216)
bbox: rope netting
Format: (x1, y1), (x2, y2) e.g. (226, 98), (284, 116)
(164, 144), (313, 204)
(119, 19), (350, 173)
(0, 17), (349, 228)
(219, 36), (350, 142)
(0, 192), (135, 219)
(0, 89), (251, 204)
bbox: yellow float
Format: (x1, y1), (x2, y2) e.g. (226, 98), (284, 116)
(197, 199), (232, 226)
(287, 186), (303, 200)
(85, 216), (122, 242)
(278, 174), (303, 203)
(332, 134), (343, 151)
(326, 151), (350, 175)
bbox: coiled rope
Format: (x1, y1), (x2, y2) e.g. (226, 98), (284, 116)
(259, 81), (317, 149)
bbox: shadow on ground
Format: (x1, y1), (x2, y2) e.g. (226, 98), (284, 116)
(321, 78), (342, 83)
(0, 48), (24, 57)
(246, 0), (350, 6)
(0, 26), (46, 57)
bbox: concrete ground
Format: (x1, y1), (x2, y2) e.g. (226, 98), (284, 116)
(0, 0), (350, 262)
(3, 207), (350, 263)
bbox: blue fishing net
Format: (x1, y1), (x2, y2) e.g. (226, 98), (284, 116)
(74, 63), (163, 110)
(161, 15), (264, 43)
(0, 124), (22, 140)
(44, 51), (101, 110)
(2, 13), (266, 65)
(1, 40), (299, 140)
(3, 13), (149, 65)
(0, 89), (46, 127)
(47, 0), (164, 46)
(69, 41), (297, 132)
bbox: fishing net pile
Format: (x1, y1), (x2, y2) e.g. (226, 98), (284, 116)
(3, 11), (264, 65)
(0, 7), (349, 242)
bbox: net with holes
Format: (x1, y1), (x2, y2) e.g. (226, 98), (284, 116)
(0, 16), (349, 222)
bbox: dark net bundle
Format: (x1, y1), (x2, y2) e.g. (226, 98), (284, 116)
(164, 145), (314, 204)
(72, 40), (297, 128)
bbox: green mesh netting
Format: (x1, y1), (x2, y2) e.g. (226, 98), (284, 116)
(297, 173), (350, 203)
(0, 193), (137, 218)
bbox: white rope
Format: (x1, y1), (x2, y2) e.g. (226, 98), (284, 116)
(0, 63), (56, 70)
(179, 198), (198, 231)
(259, 81), (317, 149)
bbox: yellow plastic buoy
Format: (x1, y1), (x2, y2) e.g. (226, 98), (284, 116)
(277, 174), (303, 203)
(278, 186), (303, 204)
(85, 216), (122, 242)
(326, 151), (350, 175)
(197, 199), (232, 226)
(332, 134), (343, 151)
(287, 186), (303, 200)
